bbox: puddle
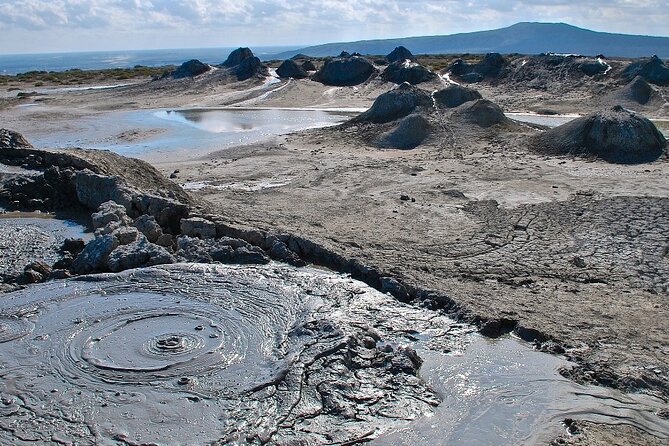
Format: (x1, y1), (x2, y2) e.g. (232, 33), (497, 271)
(182, 178), (292, 192)
(508, 113), (669, 137)
(24, 107), (353, 161)
(0, 263), (666, 445)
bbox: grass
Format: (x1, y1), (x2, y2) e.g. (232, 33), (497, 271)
(1, 65), (174, 87)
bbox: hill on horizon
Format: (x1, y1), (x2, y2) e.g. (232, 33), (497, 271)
(269, 22), (669, 60)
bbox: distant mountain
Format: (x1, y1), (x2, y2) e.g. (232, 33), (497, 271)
(269, 23), (669, 60)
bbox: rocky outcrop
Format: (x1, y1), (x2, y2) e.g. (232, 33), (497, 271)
(386, 46), (416, 64)
(175, 236), (269, 264)
(381, 60), (437, 85)
(107, 236), (175, 272)
(454, 99), (510, 128)
(276, 59), (308, 79)
(222, 47), (254, 67)
(623, 56), (669, 86)
(0, 129), (32, 149)
(532, 106), (667, 163)
(353, 83), (432, 124)
(433, 84), (483, 108)
(170, 59), (211, 79)
(375, 114), (431, 149)
(312, 55), (377, 86)
(181, 216), (217, 239)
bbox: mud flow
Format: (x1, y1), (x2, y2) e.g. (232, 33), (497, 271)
(0, 263), (666, 445)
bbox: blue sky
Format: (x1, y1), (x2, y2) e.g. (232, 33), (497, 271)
(0, 0), (667, 54)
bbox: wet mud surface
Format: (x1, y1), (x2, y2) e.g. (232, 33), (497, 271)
(0, 215), (91, 281)
(0, 263), (667, 445)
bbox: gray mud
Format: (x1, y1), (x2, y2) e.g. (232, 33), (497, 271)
(0, 215), (91, 280)
(0, 263), (666, 445)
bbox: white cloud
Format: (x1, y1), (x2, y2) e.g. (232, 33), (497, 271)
(0, 0), (667, 53)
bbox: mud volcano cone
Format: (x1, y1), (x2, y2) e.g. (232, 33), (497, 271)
(375, 114), (431, 149)
(620, 76), (654, 105)
(433, 84), (482, 108)
(533, 106), (667, 163)
(454, 99), (510, 128)
(353, 82), (432, 124)
(170, 59), (210, 79)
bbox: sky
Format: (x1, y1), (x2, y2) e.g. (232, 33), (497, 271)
(0, 0), (667, 54)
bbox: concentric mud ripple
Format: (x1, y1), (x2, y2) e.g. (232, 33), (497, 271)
(0, 316), (33, 343)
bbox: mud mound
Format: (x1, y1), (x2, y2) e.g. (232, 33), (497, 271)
(623, 56), (669, 86)
(533, 106), (667, 163)
(276, 59), (308, 79)
(375, 114), (431, 149)
(454, 99), (510, 128)
(381, 60), (437, 85)
(235, 56), (266, 81)
(222, 47), (254, 67)
(387, 46), (416, 63)
(506, 54), (609, 86)
(301, 60), (317, 71)
(170, 59), (211, 79)
(313, 55), (377, 86)
(619, 76), (656, 105)
(0, 129), (32, 149)
(448, 53), (506, 82)
(434, 84), (483, 108)
(353, 83), (432, 124)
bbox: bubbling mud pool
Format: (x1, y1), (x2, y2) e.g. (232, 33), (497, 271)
(0, 263), (667, 445)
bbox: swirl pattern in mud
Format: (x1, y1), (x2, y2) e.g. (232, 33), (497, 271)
(0, 263), (444, 445)
(0, 316), (33, 343)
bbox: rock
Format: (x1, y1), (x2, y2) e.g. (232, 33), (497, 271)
(375, 114), (431, 149)
(111, 226), (140, 245)
(455, 99), (510, 128)
(222, 47), (254, 67)
(313, 56), (377, 86)
(0, 129), (32, 149)
(133, 194), (189, 234)
(180, 217), (217, 239)
(354, 83), (432, 124)
(91, 201), (131, 230)
(19, 269), (44, 284)
(53, 255), (74, 270)
(176, 236), (270, 264)
(532, 106), (667, 164)
(235, 56), (266, 81)
(380, 276), (411, 302)
(107, 237), (175, 272)
(381, 60), (437, 85)
(155, 233), (175, 248)
(276, 59), (308, 79)
(433, 84), (483, 108)
(267, 238), (306, 266)
(133, 214), (163, 243)
(620, 76), (654, 104)
(386, 46), (416, 64)
(75, 171), (133, 211)
(623, 55), (669, 86)
(70, 235), (119, 275)
(61, 238), (85, 255)
(170, 59), (210, 79)
(25, 260), (52, 277)
(301, 60), (317, 72)
(49, 269), (72, 280)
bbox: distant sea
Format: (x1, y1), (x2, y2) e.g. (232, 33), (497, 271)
(0, 46), (299, 75)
